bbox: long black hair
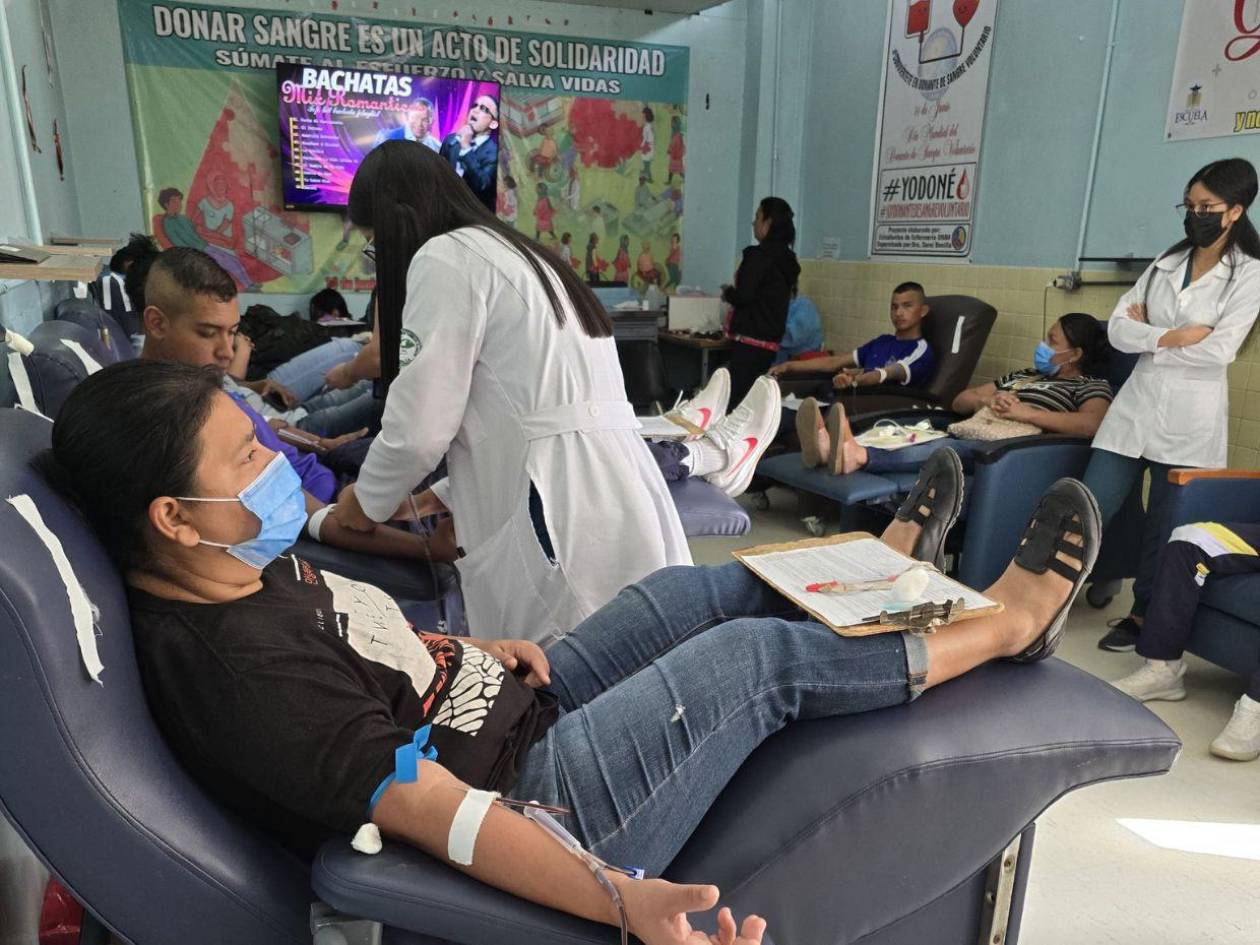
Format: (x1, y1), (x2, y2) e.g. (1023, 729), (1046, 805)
(348, 140), (612, 390)
(1156, 158), (1260, 274)
(758, 196), (796, 246)
(1058, 312), (1111, 378)
(34, 361), (223, 572)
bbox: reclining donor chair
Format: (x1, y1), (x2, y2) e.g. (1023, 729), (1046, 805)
(0, 406), (1181, 944)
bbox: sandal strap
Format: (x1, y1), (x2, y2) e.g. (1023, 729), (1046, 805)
(1045, 555), (1082, 582)
(1015, 501), (1084, 577)
(897, 479), (933, 524)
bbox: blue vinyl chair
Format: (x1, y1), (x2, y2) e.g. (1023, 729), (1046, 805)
(53, 297), (137, 362)
(0, 406), (1180, 945)
(1150, 468), (1260, 681)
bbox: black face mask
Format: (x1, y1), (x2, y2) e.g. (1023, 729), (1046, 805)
(1183, 210), (1226, 248)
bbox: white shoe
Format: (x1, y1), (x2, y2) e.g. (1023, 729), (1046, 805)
(671, 367), (730, 433)
(704, 376), (782, 497)
(1210, 695), (1260, 762)
(1111, 659), (1187, 702)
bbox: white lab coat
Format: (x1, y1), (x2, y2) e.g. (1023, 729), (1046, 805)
(355, 227), (691, 642)
(1098, 247), (1260, 469)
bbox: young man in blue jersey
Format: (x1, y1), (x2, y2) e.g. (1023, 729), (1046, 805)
(769, 281), (934, 390)
(770, 281), (935, 473)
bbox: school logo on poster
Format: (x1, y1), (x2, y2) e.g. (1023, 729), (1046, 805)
(871, 0), (999, 258)
(1166, 0), (1260, 141)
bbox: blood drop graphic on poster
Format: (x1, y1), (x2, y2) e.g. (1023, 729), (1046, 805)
(953, 0), (978, 29)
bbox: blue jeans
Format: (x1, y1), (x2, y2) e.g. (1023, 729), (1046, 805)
(1082, 449), (1182, 617)
(864, 436), (985, 474)
(514, 562), (928, 875)
(268, 337), (363, 402)
(296, 382), (374, 437)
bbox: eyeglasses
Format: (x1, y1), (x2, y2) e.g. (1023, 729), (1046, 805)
(471, 102), (496, 118)
(1175, 201), (1228, 219)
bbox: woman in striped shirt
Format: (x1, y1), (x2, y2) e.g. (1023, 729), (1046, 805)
(952, 313), (1114, 438)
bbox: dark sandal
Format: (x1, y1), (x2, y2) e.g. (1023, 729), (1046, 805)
(1008, 478), (1101, 663)
(894, 447), (965, 569)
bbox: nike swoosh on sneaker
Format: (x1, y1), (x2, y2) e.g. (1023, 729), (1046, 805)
(697, 407), (712, 429)
(728, 436), (758, 472)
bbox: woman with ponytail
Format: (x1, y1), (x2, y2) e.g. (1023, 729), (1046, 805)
(331, 140), (690, 641)
(1089, 157), (1260, 652)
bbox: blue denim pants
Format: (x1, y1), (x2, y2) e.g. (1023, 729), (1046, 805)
(513, 561), (928, 875)
(1082, 448), (1183, 617)
(864, 436), (985, 474)
(268, 337), (363, 402)
(295, 382), (375, 437)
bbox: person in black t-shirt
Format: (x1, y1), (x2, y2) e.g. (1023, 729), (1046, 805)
(721, 197), (802, 404)
(39, 360), (1097, 945)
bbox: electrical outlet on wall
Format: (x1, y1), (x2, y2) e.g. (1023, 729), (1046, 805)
(1053, 272), (1081, 291)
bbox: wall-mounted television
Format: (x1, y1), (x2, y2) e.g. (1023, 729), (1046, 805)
(277, 63), (500, 212)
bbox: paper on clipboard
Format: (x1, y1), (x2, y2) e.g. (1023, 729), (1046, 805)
(735, 534), (1000, 635)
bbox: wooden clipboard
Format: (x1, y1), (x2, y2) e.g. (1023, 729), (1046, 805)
(733, 532), (1003, 637)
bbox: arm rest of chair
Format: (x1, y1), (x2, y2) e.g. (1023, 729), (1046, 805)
(852, 386), (944, 406)
(311, 661), (1178, 945)
(1162, 468), (1260, 534)
(971, 434), (1092, 465)
(1168, 468), (1260, 485)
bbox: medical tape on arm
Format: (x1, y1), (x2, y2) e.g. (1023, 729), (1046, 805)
(59, 339), (103, 375)
(5, 494), (103, 683)
(306, 504), (334, 541)
(8, 351), (49, 419)
(448, 788), (500, 866)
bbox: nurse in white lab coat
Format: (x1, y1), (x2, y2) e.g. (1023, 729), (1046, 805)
(1085, 158), (1260, 648)
(332, 141), (691, 642)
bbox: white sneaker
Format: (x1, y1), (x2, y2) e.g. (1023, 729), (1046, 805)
(1111, 659), (1187, 702)
(704, 375), (782, 497)
(1210, 695), (1260, 762)
(671, 367), (730, 433)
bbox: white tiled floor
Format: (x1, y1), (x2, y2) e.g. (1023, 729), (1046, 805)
(694, 489), (1260, 945)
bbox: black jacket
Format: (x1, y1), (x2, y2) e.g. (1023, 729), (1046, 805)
(722, 239), (801, 343)
(439, 133), (499, 213)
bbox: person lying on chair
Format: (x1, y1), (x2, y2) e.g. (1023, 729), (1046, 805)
(38, 358), (1101, 945)
(128, 249), (450, 563)
(769, 281), (934, 392)
(795, 313), (1114, 478)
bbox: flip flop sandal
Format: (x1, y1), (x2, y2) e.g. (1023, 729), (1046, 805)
(797, 398), (825, 469)
(893, 447), (964, 570)
(825, 402), (849, 476)
(1007, 478), (1101, 664)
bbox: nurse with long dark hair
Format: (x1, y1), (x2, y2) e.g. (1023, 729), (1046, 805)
(331, 141), (690, 641)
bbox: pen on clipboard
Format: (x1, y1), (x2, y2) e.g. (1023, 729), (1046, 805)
(804, 575), (900, 594)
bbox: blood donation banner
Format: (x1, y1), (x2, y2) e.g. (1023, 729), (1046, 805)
(117, 0), (689, 295)
(1165, 0), (1260, 142)
(870, 0), (999, 258)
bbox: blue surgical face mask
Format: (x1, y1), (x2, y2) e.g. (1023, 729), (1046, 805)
(1034, 341), (1062, 377)
(178, 454), (307, 570)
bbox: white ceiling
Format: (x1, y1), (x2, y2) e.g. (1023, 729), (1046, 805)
(554, 0), (731, 13)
